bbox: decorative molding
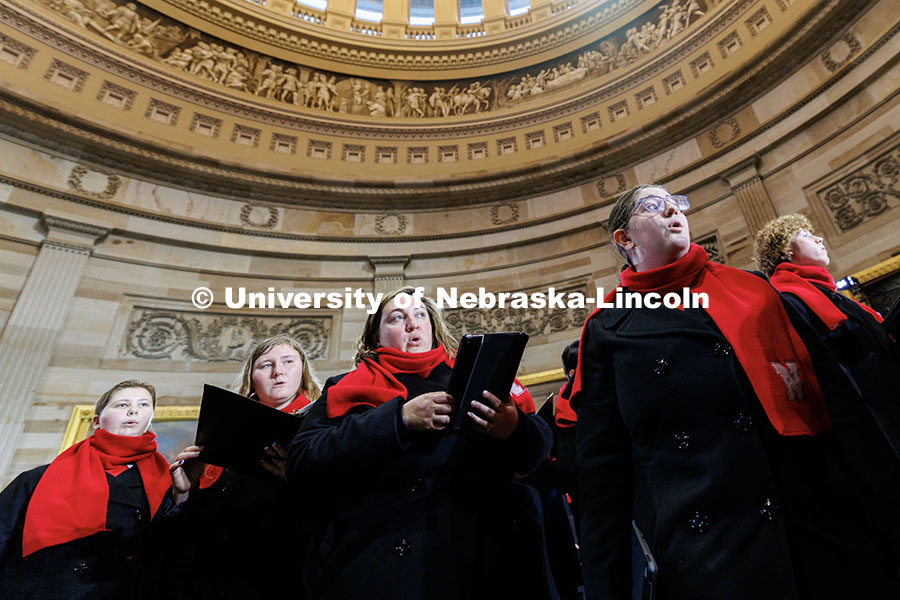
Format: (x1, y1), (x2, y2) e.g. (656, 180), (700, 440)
(0, 32), (37, 69)
(708, 116), (741, 149)
(67, 165), (122, 199)
(695, 231), (725, 263)
(238, 204), (280, 229)
(43, 58), (88, 91)
(820, 30), (862, 72)
(490, 202), (521, 226)
(597, 173), (628, 197)
(374, 214), (408, 235)
(444, 283), (591, 338)
(815, 142), (900, 232)
(0, 0), (883, 210)
(231, 124), (261, 147)
(96, 80), (136, 110)
(123, 308), (330, 361)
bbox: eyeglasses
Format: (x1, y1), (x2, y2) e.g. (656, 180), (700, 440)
(632, 194), (690, 214)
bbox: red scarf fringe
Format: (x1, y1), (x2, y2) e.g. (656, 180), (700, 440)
(571, 244), (831, 437)
(22, 429), (170, 557)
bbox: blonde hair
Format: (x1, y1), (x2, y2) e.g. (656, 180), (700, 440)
(354, 286), (458, 364)
(235, 335), (322, 402)
(95, 380), (157, 416)
(753, 213), (815, 276)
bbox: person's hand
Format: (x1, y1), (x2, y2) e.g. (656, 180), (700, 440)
(260, 442), (289, 481)
(401, 392), (457, 432)
(169, 445), (204, 504)
(468, 390), (518, 440)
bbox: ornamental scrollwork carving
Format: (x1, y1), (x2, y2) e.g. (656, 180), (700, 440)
(817, 148), (900, 232)
(443, 285), (591, 339)
(34, 0), (712, 120)
(124, 309), (330, 361)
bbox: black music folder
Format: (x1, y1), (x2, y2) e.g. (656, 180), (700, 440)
(195, 384), (302, 475)
(447, 332), (529, 430)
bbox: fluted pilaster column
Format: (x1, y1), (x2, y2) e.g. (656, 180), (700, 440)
(0, 213), (108, 482)
(369, 256), (410, 295)
(721, 155), (777, 237)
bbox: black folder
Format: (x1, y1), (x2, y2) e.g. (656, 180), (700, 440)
(447, 332), (529, 429)
(194, 384), (303, 475)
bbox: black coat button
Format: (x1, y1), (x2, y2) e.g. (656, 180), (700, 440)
(674, 432), (691, 451)
(759, 499), (780, 521)
(654, 359), (668, 375)
(409, 477), (424, 493)
(688, 511), (710, 534)
(733, 413), (754, 433)
(73, 561), (89, 575)
(714, 342), (732, 357)
(133, 509), (144, 521)
(393, 539), (411, 557)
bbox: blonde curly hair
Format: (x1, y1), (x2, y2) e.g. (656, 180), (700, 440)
(753, 213), (816, 276)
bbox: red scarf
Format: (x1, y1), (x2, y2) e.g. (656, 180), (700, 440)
(770, 263), (883, 328)
(22, 429), (170, 557)
(571, 244), (831, 436)
(199, 392), (311, 489)
(327, 346), (535, 418)
(555, 382), (577, 428)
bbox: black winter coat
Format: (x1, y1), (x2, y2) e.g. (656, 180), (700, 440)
(168, 466), (313, 600)
(782, 284), (900, 565)
(287, 364), (557, 600)
(0, 464), (178, 600)
(575, 296), (900, 600)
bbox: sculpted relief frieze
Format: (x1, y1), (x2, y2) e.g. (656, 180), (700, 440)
(816, 142), (900, 233)
(123, 307), (331, 361)
(29, 0), (713, 120)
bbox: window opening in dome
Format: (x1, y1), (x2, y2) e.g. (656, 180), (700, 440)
(297, 0), (327, 10)
(410, 0), (435, 26)
(508, 0), (529, 16)
(356, 0), (383, 22)
(459, 0), (483, 24)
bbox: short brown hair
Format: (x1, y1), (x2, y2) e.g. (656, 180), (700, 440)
(753, 213), (815, 276)
(355, 287), (458, 364)
(607, 183), (666, 266)
(95, 380), (157, 416)
(235, 335), (321, 402)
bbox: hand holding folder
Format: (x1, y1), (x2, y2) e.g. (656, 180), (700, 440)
(194, 384), (303, 476)
(447, 332), (529, 430)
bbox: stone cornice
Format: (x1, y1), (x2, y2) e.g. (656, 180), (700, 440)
(0, 0), (883, 210)
(0, 0), (753, 138)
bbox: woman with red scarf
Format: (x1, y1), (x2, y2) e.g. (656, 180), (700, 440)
(287, 287), (556, 600)
(0, 380), (183, 599)
(168, 334), (321, 600)
(755, 213), (900, 569)
(572, 185), (898, 600)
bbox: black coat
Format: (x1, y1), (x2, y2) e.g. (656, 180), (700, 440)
(575, 293), (899, 600)
(0, 464), (179, 600)
(287, 364), (557, 600)
(168, 466), (313, 600)
(782, 285), (900, 563)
